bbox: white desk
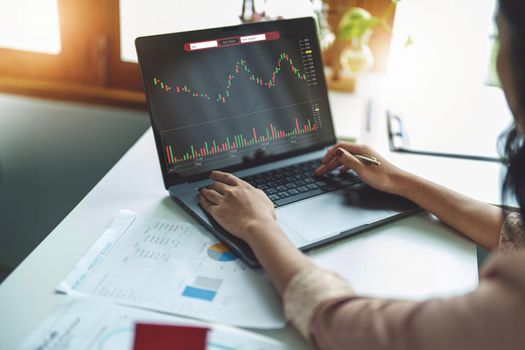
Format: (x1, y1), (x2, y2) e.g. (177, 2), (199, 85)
(0, 90), (504, 349)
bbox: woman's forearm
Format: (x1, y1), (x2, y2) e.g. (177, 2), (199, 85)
(245, 170), (505, 297)
(317, 143), (505, 250)
(246, 222), (313, 296)
(395, 172), (503, 250)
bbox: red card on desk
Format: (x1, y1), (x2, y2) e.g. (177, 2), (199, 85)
(133, 323), (208, 350)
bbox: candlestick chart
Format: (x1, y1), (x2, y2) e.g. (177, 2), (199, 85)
(148, 33), (332, 175)
(153, 52), (308, 104)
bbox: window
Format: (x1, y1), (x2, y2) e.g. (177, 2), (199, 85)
(0, 0), (61, 54)
(385, 0), (512, 158)
(119, 0), (316, 63)
(0, 1), (148, 108)
(0, 0), (319, 108)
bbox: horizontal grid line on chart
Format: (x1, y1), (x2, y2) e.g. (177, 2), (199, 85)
(159, 99), (321, 134)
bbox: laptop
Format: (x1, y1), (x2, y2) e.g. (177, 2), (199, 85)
(135, 17), (419, 267)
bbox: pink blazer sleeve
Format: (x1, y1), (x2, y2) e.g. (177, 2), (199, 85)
(283, 213), (525, 350)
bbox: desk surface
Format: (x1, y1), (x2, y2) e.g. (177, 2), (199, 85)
(0, 90), (504, 349)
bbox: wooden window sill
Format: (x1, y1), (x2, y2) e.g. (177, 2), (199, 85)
(0, 76), (147, 110)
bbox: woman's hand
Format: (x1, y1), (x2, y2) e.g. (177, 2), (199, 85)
(199, 171), (277, 243)
(315, 142), (410, 196)
(200, 171), (313, 296)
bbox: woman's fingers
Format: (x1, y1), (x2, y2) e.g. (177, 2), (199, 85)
(318, 142), (378, 175)
(199, 194), (216, 214)
(339, 142), (371, 155)
(321, 145), (340, 165)
(210, 171), (239, 186)
(200, 187), (223, 205)
(317, 147), (366, 175)
(207, 181), (231, 195)
(315, 157), (341, 175)
(200, 173), (278, 240)
(321, 142), (369, 165)
(336, 148), (364, 172)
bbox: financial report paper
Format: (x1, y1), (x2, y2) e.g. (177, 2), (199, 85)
(17, 298), (286, 350)
(57, 211), (284, 328)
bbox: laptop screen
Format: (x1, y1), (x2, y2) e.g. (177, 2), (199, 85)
(136, 18), (336, 186)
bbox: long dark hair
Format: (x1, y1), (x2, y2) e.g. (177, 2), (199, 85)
(499, 0), (525, 218)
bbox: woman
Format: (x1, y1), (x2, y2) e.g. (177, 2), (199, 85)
(199, 1), (525, 348)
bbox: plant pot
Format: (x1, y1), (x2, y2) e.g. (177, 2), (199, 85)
(340, 31), (375, 74)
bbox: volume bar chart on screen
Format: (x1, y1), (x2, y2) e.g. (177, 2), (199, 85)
(165, 118), (318, 165)
(153, 52), (308, 104)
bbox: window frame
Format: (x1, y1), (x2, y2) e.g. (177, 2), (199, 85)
(0, 0), (395, 110)
(0, 0), (144, 109)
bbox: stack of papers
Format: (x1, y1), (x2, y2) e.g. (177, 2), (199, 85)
(19, 211), (287, 349)
(57, 211), (284, 328)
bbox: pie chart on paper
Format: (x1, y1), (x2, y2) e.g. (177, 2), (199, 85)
(207, 243), (238, 262)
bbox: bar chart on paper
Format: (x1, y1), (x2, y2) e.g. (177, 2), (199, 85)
(57, 211), (284, 328)
(182, 276), (223, 301)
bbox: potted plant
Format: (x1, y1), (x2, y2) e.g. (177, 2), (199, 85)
(338, 1), (397, 74)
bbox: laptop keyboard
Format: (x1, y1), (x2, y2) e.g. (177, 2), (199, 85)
(242, 159), (362, 207)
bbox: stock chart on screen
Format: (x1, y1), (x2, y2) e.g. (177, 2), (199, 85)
(140, 19), (334, 176)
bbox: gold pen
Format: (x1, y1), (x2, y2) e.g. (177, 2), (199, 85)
(352, 154), (381, 166)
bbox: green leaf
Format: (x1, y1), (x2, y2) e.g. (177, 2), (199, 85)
(338, 7), (375, 40)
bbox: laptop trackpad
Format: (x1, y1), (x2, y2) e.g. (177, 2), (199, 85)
(277, 189), (393, 242)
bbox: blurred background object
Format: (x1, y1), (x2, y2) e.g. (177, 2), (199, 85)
(0, 0), (396, 105)
(322, 0), (396, 92)
(384, 0), (511, 160)
(338, 7), (376, 74)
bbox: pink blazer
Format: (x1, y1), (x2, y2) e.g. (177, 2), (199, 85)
(283, 213), (525, 350)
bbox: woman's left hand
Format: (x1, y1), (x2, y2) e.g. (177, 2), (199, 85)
(199, 171), (276, 243)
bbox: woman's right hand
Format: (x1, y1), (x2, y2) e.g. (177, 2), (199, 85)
(315, 142), (411, 196)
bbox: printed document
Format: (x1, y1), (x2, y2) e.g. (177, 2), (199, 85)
(58, 211), (284, 328)
(17, 298), (286, 350)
